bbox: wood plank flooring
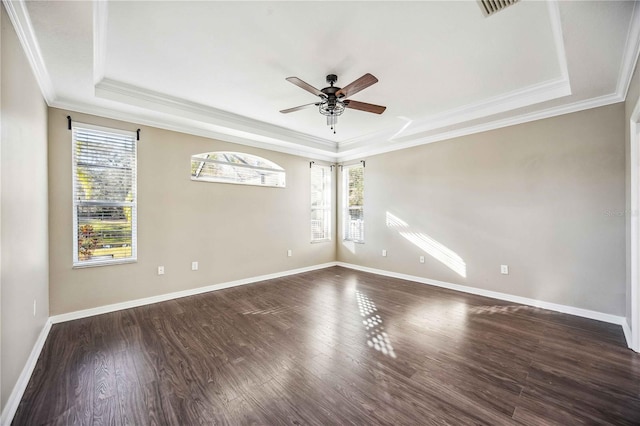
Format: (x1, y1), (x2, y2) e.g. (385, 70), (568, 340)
(13, 266), (640, 425)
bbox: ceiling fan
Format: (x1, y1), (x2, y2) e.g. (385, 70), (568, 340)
(280, 73), (386, 134)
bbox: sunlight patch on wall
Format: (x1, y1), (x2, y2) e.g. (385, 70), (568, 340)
(386, 212), (467, 277)
(390, 116), (413, 140)
(400, 232), (467, 277)
(386, 212), (409, 228)
(342, 240), (357, 254)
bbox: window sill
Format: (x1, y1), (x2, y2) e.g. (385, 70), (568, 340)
(311, 239), (332, 244)
(73, 258), (137, 269)
(343, 239), (365, 244)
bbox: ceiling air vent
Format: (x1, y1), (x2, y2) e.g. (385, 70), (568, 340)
(478, 0), (519, 17)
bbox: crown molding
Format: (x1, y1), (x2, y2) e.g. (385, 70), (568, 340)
(93, 0), (108, 85)
(338, 76), (571, 150)
(95, 78), (337, 150)
(617, 0), (640, 99)
(51, 97), (338, 161)
(337, 92), (623, 162)
(2, 0), (55, 104)
(548, 0), (570, 83)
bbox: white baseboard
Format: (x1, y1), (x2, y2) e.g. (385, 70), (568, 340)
(336, 262), (628, 327)
(50, 262), (338, 324)
(1, 318), (53, 426)
(621, 320), (633, 350)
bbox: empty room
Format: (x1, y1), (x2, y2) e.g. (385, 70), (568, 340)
(2, 0), (640, 424)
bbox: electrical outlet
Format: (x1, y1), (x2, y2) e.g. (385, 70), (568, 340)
(191, 261), (198, 271)
(287, 249), (292, 257)
(33, 299), (37, 317)
(158, 266), (165, 275)
(419, 256), (425, 264)
(382, 249), (387, 257)
(501, 265), (509, 275)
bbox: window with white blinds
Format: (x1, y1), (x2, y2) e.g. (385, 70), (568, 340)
(72, 124), (137, 266)
(343, 163), (364, 242)
(191, 152), (285, 187)
(311, 163), (332, 242)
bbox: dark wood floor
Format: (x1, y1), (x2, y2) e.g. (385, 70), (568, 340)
(13, 266), (640, 425)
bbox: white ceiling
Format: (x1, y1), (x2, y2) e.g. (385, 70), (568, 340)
(7, 0), (640, 161)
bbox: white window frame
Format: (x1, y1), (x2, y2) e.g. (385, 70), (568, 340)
(72, 123), (137, 268)
(311, 163), (332, 243)
(343, 162), (365, 243)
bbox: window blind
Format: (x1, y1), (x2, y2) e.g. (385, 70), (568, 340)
(311, 164), (332, 241)
(344, 163), (364, 242)
(72, 125), (137, 266)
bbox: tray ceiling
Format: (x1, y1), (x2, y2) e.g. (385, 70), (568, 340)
(7, 0), (640, 161)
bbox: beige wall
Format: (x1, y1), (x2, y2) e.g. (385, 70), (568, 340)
(338, 103), (626, 316)
(626, 60), (640, 327)
(0, 5), (49, 411)
(48, 108), (336, 315)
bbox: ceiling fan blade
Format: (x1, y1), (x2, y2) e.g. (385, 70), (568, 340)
(285, 77), (324, 97)
(336, 73), (379, 98)
(344, 100), (386, 114)
(280, 102), (319, 114)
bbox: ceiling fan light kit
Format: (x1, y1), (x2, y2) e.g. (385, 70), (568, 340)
(281, 73), (386, 134)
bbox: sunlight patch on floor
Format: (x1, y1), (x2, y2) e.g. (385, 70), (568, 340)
(356, 290), (397, 358)
(468, 305), (539, 315)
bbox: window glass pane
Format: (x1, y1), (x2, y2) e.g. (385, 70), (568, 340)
(311, 164), (331, 241)
(195, 161), (285, 186)
(191, 151), (285, 187)
(348, 167), (364, 209)
(193, 152), (283, 170)
(347, 207), (364, 242)
(74, 129), (135, 202)
(344, 164), (364, 242)
(77, 205), (134, 261)
(311, 209), (330, 240)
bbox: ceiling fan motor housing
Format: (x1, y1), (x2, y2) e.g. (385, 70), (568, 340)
(321, 85), (341, 98)
(320, 76), (343, 114)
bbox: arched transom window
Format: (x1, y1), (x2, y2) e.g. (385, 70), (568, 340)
(191, 152), (286, 188)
